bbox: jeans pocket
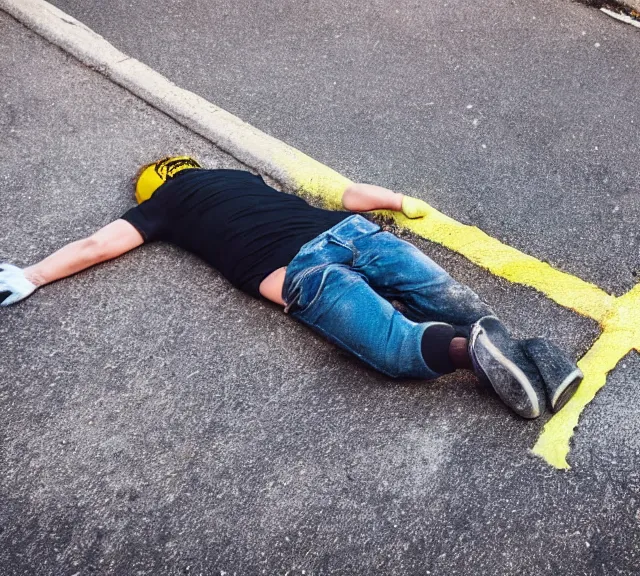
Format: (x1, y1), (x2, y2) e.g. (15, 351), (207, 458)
(326, 236), (357, 264)
(283, 264), (326, 314)
(284, 235), (355, 313)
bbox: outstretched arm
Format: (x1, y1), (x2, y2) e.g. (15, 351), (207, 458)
(0, 219), (144, 306)
(341, 182), (431, 218)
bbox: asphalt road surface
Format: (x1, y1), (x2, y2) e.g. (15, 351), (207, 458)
(1, 2), (640, 575)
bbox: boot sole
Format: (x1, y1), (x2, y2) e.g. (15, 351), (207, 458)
(472, 328), (541, 419)
(550, 368), (583, 412)
(520, 338), (583, 413)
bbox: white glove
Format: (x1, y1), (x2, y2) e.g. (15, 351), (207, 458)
(0, 263), (37, 306)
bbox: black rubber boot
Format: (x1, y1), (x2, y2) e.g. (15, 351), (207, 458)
(469, 316), (546, 419)
(521, 338), (583, 413)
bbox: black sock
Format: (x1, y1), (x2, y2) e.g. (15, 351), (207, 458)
(420, 324), (456, 374)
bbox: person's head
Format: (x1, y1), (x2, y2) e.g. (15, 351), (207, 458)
(134, 156), (202, 204)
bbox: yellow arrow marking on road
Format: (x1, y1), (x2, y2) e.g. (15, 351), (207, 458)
(276, 148), (638, 469)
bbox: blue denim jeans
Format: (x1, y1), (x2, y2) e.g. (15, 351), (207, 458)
(282, 215), (493, 379)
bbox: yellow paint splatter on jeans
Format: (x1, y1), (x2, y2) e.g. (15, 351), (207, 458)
(275, 157), (640, 469)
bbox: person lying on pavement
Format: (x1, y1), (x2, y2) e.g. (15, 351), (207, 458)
(0, 156), (583, 418)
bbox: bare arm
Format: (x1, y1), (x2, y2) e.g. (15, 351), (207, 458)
(341, 182), (403, 212)
(24, 219), (144, 287)
(341, 182), (431, 219)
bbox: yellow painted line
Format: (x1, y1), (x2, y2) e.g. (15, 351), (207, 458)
(385, 210), (616, 324)
(531, 331), (631, 468)
(533, 283), (640, 468)
(272, 147), (351, 211)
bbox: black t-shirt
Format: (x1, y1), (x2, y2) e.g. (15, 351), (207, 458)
(121, 169), (351, 297)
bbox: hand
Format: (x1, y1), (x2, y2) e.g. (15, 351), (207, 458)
(401, 195), (431, 219)
(0, 263), (38, 306)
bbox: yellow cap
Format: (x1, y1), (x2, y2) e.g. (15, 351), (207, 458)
(135, 156), (201, 204)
